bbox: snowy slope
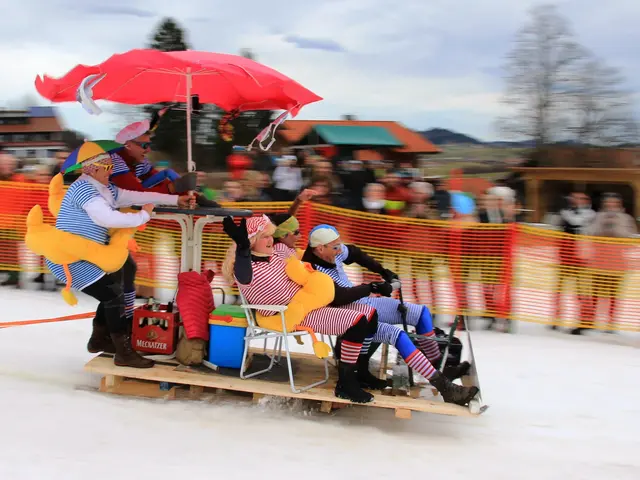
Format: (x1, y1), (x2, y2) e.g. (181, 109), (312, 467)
(0, 288), (639, 480)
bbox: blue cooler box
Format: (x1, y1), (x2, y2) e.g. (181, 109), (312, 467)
(208, 304), (248, 369)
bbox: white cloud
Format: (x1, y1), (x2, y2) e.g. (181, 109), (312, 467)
(0, 0), (637, 141)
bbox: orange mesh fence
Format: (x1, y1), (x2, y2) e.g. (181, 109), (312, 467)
(1, 181), (639, 332)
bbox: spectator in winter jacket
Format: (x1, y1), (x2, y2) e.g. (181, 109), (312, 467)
(578, 193), (638, 334)
(272, 155), (303, 201)
(552, 192), (596, 332)
(381, 171), (411, 216)
(559, 192), (596, 235)
(361, 183), (388, 215)
(405, 181), (437, 219)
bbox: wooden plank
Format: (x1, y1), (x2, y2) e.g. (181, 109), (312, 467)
(252, 393), (265, 404)
(395, 408), (412, 420)
(100, 377), (177, 399)
(85, 353), (480, 417)
(319, 401), (333, 414)
(378, 344), (389, 379)
(189, 385), (204, 400)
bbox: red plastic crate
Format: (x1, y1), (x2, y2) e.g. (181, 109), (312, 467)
(131, 304), (180, 355)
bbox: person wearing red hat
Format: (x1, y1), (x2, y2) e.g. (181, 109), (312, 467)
(221, 214), (380, 404)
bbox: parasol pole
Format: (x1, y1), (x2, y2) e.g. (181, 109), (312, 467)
(185, 68), (195, 172)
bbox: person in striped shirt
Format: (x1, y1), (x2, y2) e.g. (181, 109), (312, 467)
(46, 152), (193, 368)
(109, 120), (212, 327)
(300, 224), (478, 407)
(221, 214), (380, 404)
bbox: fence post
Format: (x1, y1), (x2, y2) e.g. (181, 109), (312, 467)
(498, 222), (518, 319)
(299, 201), (314, 242)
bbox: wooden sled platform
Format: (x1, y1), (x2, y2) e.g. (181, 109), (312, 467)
(84, 351), (484, 419)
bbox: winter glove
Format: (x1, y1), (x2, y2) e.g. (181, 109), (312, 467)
(370, 281), (393, 297)
(381, 269), (399, 283)
(223, 216), (250, 250)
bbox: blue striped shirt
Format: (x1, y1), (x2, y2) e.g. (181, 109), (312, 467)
(314, 244), (353, 287)
(110, 152), (153, 179)
(134, 160), (153, 177)
(313, 243), (423, 327)
(110, 152), (131, 178)
(46, 179), (120, 290)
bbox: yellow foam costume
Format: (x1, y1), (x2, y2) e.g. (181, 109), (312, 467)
(255, 256), (334, 358)
(24, 173), (140, 306)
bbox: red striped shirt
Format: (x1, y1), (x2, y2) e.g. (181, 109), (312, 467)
(273, 242), (296, 259)
(236, 256), (301, 316)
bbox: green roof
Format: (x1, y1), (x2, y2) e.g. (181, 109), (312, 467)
(312, 125), (404, 147)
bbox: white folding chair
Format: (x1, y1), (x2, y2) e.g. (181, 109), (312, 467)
(238, 292), (329, 394)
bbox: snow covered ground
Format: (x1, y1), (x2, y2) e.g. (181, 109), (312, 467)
(1, 287), (639, 480)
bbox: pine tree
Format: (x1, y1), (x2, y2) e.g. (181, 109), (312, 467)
(144, 18), (193, 163)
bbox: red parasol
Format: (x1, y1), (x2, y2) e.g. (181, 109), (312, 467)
(35, 49), (322, 170)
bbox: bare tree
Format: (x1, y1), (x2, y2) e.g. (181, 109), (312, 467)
(497, 4), (584, 146)
(566, 54), (638, 146)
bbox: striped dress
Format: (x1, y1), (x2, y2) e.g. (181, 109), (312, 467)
(314, 244), (423, 328)
(237, 255), (374, 336)
(45, 179), (120, 290)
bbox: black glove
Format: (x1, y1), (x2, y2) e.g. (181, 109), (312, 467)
(381, 269), (398, 283)
(222, 217), (250, 250)
(370, 281), (393, 297)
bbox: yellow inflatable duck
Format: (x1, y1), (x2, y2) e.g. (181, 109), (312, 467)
(255, 256), (335, 358)
(25, 173), (141, 306)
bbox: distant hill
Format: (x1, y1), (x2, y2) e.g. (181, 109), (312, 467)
(419, 128), (537, 148)
(419, 128), (482, 145)
(484, 140), (535, 148)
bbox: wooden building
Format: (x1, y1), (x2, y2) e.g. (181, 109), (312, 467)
(0, 107), (67, 162)
(511, 147), (640, 221)
(276, 119), (441, 165)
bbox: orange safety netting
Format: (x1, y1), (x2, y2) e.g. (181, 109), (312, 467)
(2, 182), (639, 332)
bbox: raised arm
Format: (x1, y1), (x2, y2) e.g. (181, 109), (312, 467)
(223, 217), (253, 284)
(287, 188), (317, 216)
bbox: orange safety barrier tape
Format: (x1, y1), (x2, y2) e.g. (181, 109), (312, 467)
(2, 181), (640, 332)
(0, 311), (95, 328)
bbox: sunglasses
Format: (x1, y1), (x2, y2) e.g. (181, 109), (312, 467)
(132, 140), (152, 150)
(94, 161), (113, 172)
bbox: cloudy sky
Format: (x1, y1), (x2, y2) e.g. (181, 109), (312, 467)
(1, 0), (638, 141)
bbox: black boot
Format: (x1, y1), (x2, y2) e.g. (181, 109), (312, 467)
(356, 355), (388, 390)
(87, 321), (115, 354)
(335, 362), (374, 404)
(1, 272), (19, 287)
(110, 333), (154, 369)
(429, 371), (479, 406)
(441, 361), (471, 381)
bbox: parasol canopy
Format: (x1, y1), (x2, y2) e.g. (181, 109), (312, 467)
(35, 49), (322, 170)
(35, 49), (321, 114)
